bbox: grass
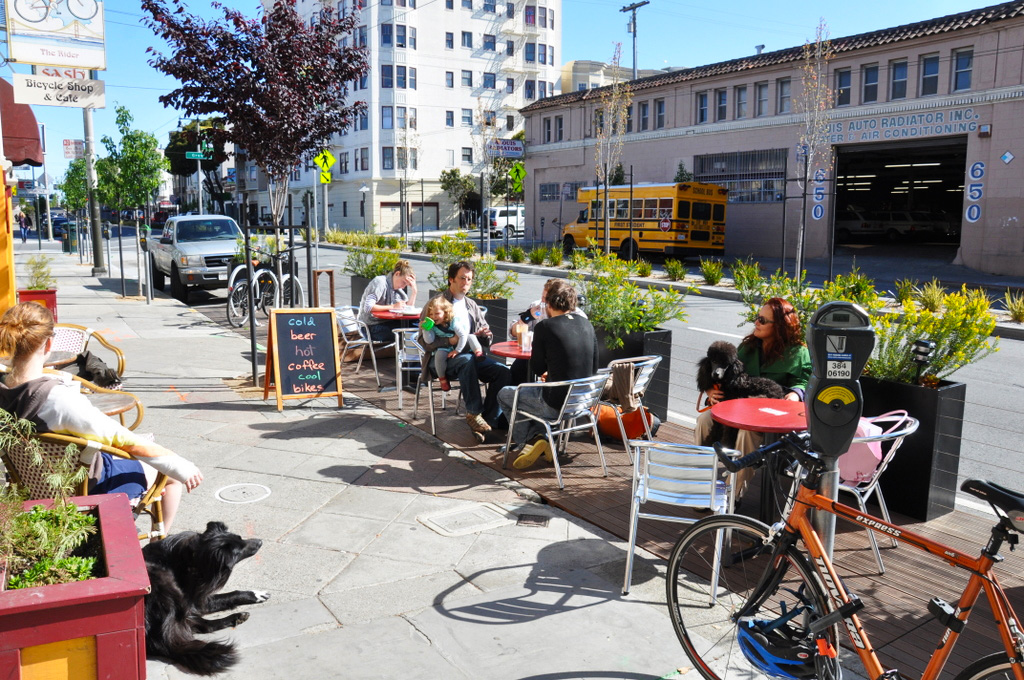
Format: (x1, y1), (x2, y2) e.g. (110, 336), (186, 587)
(1005, 289), (1024, 322)
(918, 278), (946, 312)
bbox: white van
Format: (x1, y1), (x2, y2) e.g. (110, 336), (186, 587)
(486, 206), (525, 238)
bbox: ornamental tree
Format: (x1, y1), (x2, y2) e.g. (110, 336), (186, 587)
(97, 106), (169, 218)
(57, 158), (88, 213)
(142, 0), (369, 225)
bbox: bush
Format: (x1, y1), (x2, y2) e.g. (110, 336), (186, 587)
(818, 267), (884, 315)
(1004, 289), (1024, 323)
(342, 247), (400, 279)
(468, 256), (519, 300)
(547, 247), (564, 267)
(919, 278), (946, 312)
(25, 255), (55, 290)
(699, 257), (724, 286)
(426, 233), (477, 290)
(425, 240), (440, 254)
(528, 246), (548, 265)
(893, 278), (919, 305)
(730, 258), (762, 292)
(509, 245), (526, 263)
(664, 258), (686, 281)
(568, 249), (587, 271)
(494, 245), (507, 261)
(635, 259), (653, 277)
(409, 240), (424, 252)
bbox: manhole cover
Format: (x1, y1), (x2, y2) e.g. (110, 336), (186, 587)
(215, 483), (272, 504)
(418, 503), (515, 537)
(516, 514), (550, 527)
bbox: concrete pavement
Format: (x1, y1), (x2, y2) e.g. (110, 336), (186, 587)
(13, 242), (706, 680)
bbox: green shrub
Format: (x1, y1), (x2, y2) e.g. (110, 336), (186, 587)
(919, 278), (946, 312)
(818, 267), (884, 315)
(494, 245), (507, 261)
(699, 257), (724, 286)
(409, 240), (424, 252)
(547, 247), (564, 267)
(468, 256), (519, 300)
(426, 233), (477, 290)
(739, 269), (819, 330)
(730, 258), (762, 293)
(893, 278), (919, 305)
(528, 246), (548, 265)
(568, 249), (587, 270)
(425, 240), (440, 254)
(25, 255), (55, 290)
(664, 258), (686, 281)
(636, 259), (653, 277)
(343, 247), (400, 279)
(1004, 289), (1024, 323)
(509, 245), (526, 263)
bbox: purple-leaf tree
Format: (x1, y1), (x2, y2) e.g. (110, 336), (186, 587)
(142, 0), (369, 226)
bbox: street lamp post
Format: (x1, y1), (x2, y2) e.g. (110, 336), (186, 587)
(360, 183), (369, 232)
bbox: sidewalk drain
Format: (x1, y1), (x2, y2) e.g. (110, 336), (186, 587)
(516, 514), (550, 528)
(215, 483), (272, 504)
(417, 503), (515, 537)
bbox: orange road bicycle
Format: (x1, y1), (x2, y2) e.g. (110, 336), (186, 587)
(666, 430), (1024, 680)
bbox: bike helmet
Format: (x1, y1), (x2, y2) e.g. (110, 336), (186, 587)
(736, 617), (819, 679)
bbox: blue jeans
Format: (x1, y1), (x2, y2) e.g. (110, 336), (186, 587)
(367, 320), (400, 343)
(497, 385), (559, 447)
(445, 352), (510, 425)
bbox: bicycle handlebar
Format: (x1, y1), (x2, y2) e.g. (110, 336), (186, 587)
(714, 431), (812, 473)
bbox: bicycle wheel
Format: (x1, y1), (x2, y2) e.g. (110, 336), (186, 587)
(255, 270), (278, 317)
(226, 280), (251, 328)
(954, 653), (1015, 680)
(280, 275), (304, 308)
(666, 514), (840, 680)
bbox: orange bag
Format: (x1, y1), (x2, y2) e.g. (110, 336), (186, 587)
(595, 404), (655, 440)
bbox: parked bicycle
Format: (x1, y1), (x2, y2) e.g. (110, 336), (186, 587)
(226, 248), (304, 328)
(666, 428), (1024, 680)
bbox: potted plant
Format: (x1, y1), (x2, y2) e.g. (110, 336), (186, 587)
(343, 246), (401, 307)
(0, 415), (150, 679)
(17, 254), (58, 322)
(570, 250), (692, 420)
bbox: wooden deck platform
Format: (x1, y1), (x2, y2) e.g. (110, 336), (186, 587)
(343, 359), (1023, 676)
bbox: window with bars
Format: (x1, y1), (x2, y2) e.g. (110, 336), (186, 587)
(539, 183), (559, 200)
(694, 148), (787, 203)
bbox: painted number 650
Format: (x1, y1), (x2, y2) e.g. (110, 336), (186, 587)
(969, 161), (986, 180)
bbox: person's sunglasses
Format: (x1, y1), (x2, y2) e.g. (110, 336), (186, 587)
(755, 315), (774, 325)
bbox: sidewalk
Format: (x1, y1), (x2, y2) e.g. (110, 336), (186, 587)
(13, 243), (700, 680)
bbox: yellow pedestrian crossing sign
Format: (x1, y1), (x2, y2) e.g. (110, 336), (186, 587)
(320, 170), (331, 184)
(314, 149), (336, 172)
(509, 162), (526, 193)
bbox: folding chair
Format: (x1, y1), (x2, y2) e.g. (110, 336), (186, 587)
(622, 440), (735, 594)
(598, 355), (663, 462)
(394, 328), (466, 434)
(52, 323), (127, 378)
(1, 431), (169, 541)
(501, 373), (611, 489)
(335, 306), (382, 387)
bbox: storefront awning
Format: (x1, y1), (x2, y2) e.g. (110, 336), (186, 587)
(0, 79), (43, 167)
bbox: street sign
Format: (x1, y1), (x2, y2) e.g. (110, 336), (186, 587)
(485, 139), (525, 158)
(659, 218), (671, 232)
(320, 171), (331, 184)
(185, 151), (209, 160)
(13, 73), (106, 109)
(508, 162), (526, 193)
(63, 139), (84, 159)
(314, 149), (336, 171)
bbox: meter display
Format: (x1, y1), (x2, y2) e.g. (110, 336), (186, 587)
(805, 301), (874, 459)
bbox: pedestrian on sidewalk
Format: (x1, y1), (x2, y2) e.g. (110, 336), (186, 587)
(0, 302), (204, 531)
(17, 213), (27, 243)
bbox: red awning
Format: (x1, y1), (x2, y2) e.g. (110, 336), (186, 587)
(0, 79), (43, 167)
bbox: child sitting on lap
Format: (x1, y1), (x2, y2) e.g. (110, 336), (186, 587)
(420, 296), (483, 391)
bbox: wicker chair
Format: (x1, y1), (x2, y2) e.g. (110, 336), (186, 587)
(52, 323), (127, 378)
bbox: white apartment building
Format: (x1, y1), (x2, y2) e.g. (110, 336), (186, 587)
(262, 0), (561, 233)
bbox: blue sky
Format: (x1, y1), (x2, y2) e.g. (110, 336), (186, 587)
(18, 0), (988, 187)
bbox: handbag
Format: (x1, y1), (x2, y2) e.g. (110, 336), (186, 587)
(595, 404), (656, 441)
(837, 410), (910, 484)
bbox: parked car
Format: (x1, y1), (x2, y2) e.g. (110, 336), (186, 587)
(486, 206), (525, 238)
(876, 210), (942, 241)
(834, 208), (883, 241)
(148, 215), (243, 302)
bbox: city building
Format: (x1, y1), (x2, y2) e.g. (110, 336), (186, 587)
(521, 1), (1024, 276)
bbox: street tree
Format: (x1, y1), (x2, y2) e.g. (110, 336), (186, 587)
(440, 169), (476, 227)
(57, 158), (89, 214)
(673, 161), (693, 182)
(165, 118), (230, 213)
(97, 106), (169, 220)
(142, 0), (369, 226)
(593, 44), (632, 254)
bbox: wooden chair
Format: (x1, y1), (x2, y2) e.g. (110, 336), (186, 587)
(1, 432), (168, 541)
(52, 323), (127, 378)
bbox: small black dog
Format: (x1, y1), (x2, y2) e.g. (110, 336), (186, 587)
(143, 521), (270, 676)
(696, 340), (786, 446)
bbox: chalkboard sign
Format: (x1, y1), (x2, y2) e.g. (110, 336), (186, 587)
(263, 308), (343, 410)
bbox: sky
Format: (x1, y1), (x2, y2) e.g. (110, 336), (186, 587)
(13, 0), (991, 189)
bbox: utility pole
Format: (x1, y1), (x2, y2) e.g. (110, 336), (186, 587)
(195, 118), (203, 213)
(620, 0), (649, 81)
(84, 104), (105, 275)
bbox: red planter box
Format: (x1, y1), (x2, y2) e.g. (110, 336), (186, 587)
(17, 289), (58, 322)
(0, 494), (150, 680)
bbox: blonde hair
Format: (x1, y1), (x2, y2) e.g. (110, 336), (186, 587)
(423, 295), (453, 323)
(393, 259), (415, 277)
(0, 302), (54, 361)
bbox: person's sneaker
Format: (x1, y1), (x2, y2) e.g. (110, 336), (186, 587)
(438, 376), (451, 391)
(465, 413), (491, 443)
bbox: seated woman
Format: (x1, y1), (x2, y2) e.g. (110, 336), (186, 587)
(0, 303), (202, 531)
(693, 296), (811, 495)
(358, 260), (418, 343)
(508, 278), (587, 386)
(496, 280), (599, 468)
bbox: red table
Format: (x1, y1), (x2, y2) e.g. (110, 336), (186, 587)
(711, 398), (808, 521)
(489, 340), (531, 361)
(371, 307), (422, 321)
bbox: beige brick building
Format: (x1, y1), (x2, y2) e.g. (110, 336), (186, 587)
(521, 1), (1024, 275)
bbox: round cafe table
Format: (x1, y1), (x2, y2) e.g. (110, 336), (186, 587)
(488, 340), (531, 361)
(370, 307), (422, 321)
(711, 397), (808, 521)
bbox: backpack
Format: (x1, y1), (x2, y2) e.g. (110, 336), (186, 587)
(595, 403), (659, 441)
(837, 410), (911, 485)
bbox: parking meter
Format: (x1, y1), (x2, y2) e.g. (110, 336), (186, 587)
(805, 301), (874, 459)
(140, 224), (151, 253)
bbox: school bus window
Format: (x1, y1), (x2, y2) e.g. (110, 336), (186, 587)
(631, 199), (643, 219)
(658, 198), (672, 218)
(677, 200), (691, 219)
(590, 199), (600, 219)
(693, 202), (712, 220)
(643, 198), (658, 219)
(578, 207), (589, 223)
(615, 199), (629, 219)
(712, 204), (725, 221)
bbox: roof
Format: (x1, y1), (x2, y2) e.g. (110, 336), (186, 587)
(523, 0), (1024, 113)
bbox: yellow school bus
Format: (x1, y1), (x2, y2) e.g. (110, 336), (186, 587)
(561, 182), (727, 257)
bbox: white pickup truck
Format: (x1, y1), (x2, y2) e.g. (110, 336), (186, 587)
(149, 215), (242, 302)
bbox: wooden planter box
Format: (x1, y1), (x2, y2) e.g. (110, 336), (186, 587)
(0, 494), (150, 680)
(349, 275), (372, 308)
(596, 328), (672, 422)
(17, 289), (57, 322)
(861, 376), (966, 521)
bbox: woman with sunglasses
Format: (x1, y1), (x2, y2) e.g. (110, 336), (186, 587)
(693, 297), (811, 492)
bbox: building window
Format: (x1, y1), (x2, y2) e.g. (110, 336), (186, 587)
(409, 67), (417, 89)
(462, 147), (473, 164)
(543, 118), (552, 143)
(506, 77), (514, 93)
(554, 115), (563, 141)
(382, 147), (394, 170)
(539, 183), (558, 201)
(358, 111), (368, 130)
(461, 31), (472, 48)
(776, 78), (791, 113)
(339, 152), (349, 173)
(525, 43), (535, 62)
(506, 115), (515, 130)
(525, 5), (535, 24)
(445, 32), (453, 48)
(397, 106), (407, 128)
(862, 65), (878, 103)
(654, 98), (665, 129)
(538, 44), (546, 64)
(539, 81), (546, 98)
(506, 2), (513, 17)
(396, 65), (406, 88)
(447, 149), (455, 166)
(483, 0), (495, 11)
(525, 79), (535, 99)
(549, 9), (554, 29)
(548, 45), (555, 66)
(461, 108), (473, 126)
(409, 27), (416, 49)
(890, 60), (907, 99)
(696, 92), (708, 124)
(483, 34), (495, 50)
(445, 110), (454, 127)
(381, 23), (392, 46)
(382, 106), (393, 129)
(483, 110), (496, 126)
(359, 147), (369, 171)
(357, 25), (366, 47)
(694, 148), (787, 203)
(734, 85), (747, 119)
(445, 0), (452, 7)
(381, 64), (393, 88)
(461, 70), (473, 87)
(714, 89), (727, 121)
(445, 71), (454, 88)
(753, 82), (768, 117)
(637, 101), (648, 130)
(506, 40), (514, 56)
(920, 55), (939, 96)
(538, 6), (546, 27)
(462, 0), (471, 7)
(396, 24), (406, 48)
(953, 48), (973, 91)
(625, 105), (632, 133)
(483, 72), (495, 88)
(835, 68), (851, 106)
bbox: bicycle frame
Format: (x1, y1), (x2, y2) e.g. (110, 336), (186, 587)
(775, 480), (1024, 679)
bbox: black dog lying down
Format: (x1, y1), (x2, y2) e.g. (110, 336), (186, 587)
(696, 340), (786, 447)
(143, 521), (270, 676)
